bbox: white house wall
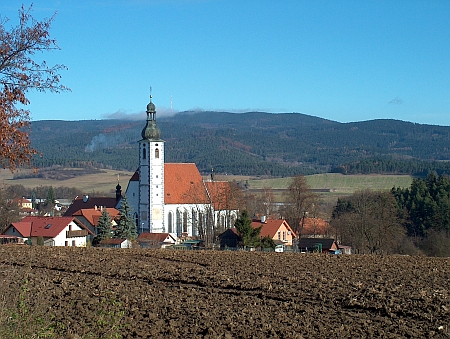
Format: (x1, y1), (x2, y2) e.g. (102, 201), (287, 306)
(52, 222), (87, 247)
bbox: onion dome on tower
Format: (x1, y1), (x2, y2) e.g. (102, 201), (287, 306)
(141, 95), (161, 140)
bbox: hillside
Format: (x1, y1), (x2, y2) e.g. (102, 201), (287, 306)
(29, 112), (450, 176)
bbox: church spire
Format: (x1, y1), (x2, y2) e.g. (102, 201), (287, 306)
(141, 92), (161, 140)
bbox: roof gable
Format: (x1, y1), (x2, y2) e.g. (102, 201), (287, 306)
(137, 232), (176, 243)
(100, 238), (127, 245)
(72, 208), (119, 226)
(7, 221), (32, 237)
(251, 219), (296, 238)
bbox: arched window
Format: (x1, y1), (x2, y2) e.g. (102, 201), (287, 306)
(183, 211), (188, 233)
(191, 210), (197, 236)
(142, 146), (146, 159)
(168, 212), (173, 233)
(155, 148), (159, 159)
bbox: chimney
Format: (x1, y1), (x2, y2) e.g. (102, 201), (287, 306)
(83, 195), (89, 203)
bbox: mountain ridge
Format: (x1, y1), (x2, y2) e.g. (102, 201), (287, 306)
(29, 111), (450, 176)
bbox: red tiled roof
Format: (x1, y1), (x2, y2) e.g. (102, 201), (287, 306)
(164, 163), (210, 204)
(64, 197), (118, 216)
(251, 219), (296, 239)
(137, 232), (176, 242)
(12, 216), (77, 238)
(8, 221), (32, 237)
(100, 238), (127, 245)
(204, 181), (237, 210)
(72, 208), (119, 226)
(301, 217), (331, 236)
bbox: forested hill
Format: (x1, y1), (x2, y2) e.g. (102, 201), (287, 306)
(29, 111), (450, 176)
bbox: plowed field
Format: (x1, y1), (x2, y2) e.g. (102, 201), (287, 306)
(0, 246), (449, 338)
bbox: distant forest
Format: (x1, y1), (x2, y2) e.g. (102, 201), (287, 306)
(29, 111), (450, 177)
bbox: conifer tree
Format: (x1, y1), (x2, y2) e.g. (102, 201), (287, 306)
(115, 195), (137, 240)
(94, 209), (112, 245)
(234, 210), (261, 248)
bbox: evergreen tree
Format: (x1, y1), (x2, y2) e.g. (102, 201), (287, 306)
(94, 209), (112, 245)
(115, 195), (137, 240)
(234, 210), (261, 248)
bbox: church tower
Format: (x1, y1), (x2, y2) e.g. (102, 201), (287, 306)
(138, 95), (164, 233)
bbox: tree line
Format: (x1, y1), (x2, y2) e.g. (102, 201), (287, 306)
(330, 173), (450, 256)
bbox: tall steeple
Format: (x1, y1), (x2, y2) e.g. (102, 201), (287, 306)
(138, 92), (165, 234)
(141, 94), (161, 140)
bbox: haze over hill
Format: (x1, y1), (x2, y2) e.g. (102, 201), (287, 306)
(29, 111), (450, 177)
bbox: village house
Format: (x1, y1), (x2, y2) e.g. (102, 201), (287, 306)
(137, 232), (177, 248)
(13, 197), (37, 216)
(218, 218), (296, 248)
(99, 238), (132, 248)
(2, 216), (92, 246)
(296, 238), (339, 253)
(251, 217), (296, 246)
(71, 207), (119, 236)
(300, 217), (332, 238)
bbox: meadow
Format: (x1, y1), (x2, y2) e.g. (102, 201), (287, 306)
(0, 169), (413, 198)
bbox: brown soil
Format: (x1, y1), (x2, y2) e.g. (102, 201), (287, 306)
(0, 246), (449, 338)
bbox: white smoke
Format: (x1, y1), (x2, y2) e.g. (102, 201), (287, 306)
(85, 134), (122, 152)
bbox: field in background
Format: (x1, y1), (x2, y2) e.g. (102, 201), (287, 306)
(0, 169), (413, 198)
(247, 173), (413, 192)
(0, 169), (134, 196)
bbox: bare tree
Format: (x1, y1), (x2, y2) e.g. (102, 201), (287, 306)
(0, 186), (20, 232)
(331, 190), (406, 254)
(282, 175), (318, 236)
(0, 5), (68, 171)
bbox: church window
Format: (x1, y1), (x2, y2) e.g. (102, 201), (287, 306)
(183, 211), (188, 233)
(168, 212), (173, 233)
(142, 146), (146, 159)
(176, 210), (182, 237)
(155, 148), (159, 158)
(191, 210), (197, 236)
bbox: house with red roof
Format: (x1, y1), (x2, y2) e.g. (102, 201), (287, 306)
(218, 218), (297, 248)
(71, 207), (119, 236)
(251, 218), (296, 246)
(64, 195), (120, 217)
(137, 232), (176, 248)
(99, 238), (132, 248)
(11, 197), (37, 216)
(123, 96), (239, 239)
(300, 217), (332, 238)
(2, 216), (92, 246)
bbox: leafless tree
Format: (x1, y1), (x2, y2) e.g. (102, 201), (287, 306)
(331, 190), (406, 254)
(282, 175), (318, 236)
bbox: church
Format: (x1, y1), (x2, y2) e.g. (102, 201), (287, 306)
(123, 96), (239, 238)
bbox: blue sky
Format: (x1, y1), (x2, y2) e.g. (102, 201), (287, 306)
(3, 0), (450, 125)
